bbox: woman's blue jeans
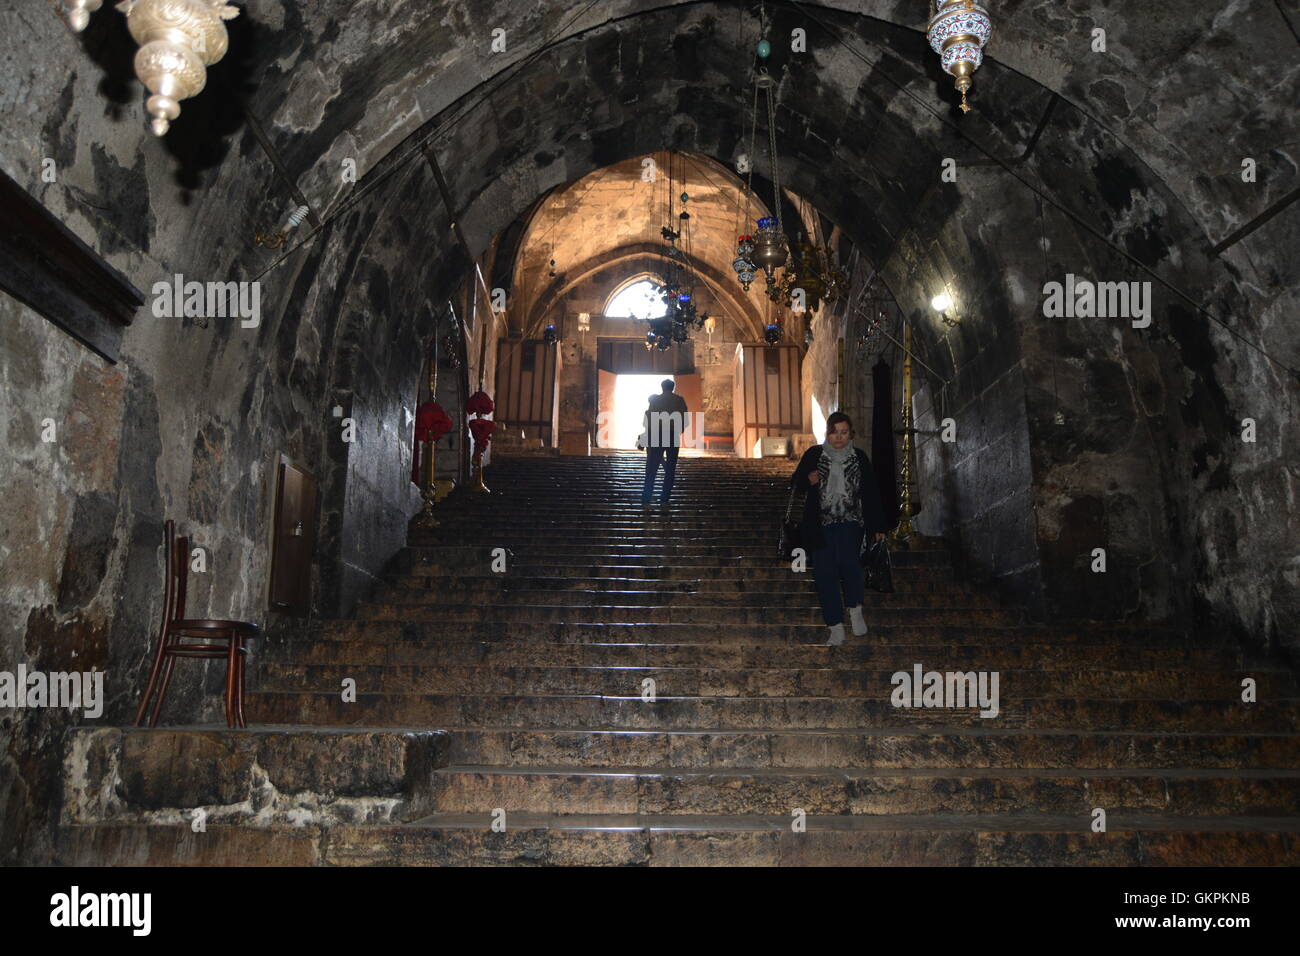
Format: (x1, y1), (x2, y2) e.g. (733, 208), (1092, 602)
(811, 520), (865, 627)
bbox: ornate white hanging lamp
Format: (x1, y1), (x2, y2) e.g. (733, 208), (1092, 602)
(62, 1), (240, 136)
(927, 0), (993, 114)
(63, 1), (103, 31)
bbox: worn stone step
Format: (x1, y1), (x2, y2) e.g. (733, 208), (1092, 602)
(441, 727), (1300, 770)
(255, 662), (1297, 699)
(354, 603), (1023, 627)
(399, 544), (955, 565)
(246, 691), (1300, 732)
(425, 765), (1300, 816)
(62, 727), (450, 826)
(384, 567), (967, 590)
(294, 620), (1191, 647)
(395, 558), (962, 582)
(263, 636), (1226, 671)
(55, 815), (1300, 866)
(369, 588), (1001, 611)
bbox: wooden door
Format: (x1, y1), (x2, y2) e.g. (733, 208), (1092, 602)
(732, 344), (801, 458)
(672, 372), (703, 446)
(269, 456), (316, 615)
(596, 368), (616, 448)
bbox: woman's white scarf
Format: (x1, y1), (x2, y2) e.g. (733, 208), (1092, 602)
(820, 439), (855, 510)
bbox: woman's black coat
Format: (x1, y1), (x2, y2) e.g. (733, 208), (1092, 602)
(789, 444), (889, 551)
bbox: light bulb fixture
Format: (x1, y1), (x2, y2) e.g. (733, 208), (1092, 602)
(931, 292), (960, 328)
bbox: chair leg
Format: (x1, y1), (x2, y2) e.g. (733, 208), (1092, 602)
(134, 632), (171, 726)
(224, 633), (238, 729)
(149, 654), (177, 728)
(235, 637), (247, 728)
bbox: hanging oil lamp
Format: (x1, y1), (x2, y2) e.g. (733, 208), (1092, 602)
(752, 216), (788, 282)
(927, 0), (993, 114)
(733, 235), (758, 292)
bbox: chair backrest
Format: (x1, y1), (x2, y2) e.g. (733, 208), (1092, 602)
(159, 520), (190, 637)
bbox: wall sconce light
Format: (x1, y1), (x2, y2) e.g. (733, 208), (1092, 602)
(930, 292), (960, 328)
(577, 312), (591, 332)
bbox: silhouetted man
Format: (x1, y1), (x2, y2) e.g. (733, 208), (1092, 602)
(641, 379), (688, 510)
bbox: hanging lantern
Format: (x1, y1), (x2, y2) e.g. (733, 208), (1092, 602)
(63, 0), (102, 31)
(764, 323), (782, 345)
(543, 323), (558, 345)
(927, 0), (993, 114)
(115, 0), (241, 136)
(752, 217), (788, 280)
(733, 235), (758, 292)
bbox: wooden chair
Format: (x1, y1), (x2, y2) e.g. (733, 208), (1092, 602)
(134, 519), (260, 728)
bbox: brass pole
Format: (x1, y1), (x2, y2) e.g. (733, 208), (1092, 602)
(893, 322), (916, 541)
(837, 337), (844, 410)
(414, 338), (442, 528)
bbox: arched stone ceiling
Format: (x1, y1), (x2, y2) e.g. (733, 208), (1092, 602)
(250, 0), (1297, 255)
(507, 152), (796, 340)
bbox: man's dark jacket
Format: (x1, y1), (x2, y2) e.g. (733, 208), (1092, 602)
(643, 392), (689, 448)
(789, 444), (889, 551)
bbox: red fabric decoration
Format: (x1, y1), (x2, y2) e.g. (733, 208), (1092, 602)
(468, 417), (496, 458)
(415, 401), (452, 443)
(412, 401), (453, 484)
(466, 391), (495, 416)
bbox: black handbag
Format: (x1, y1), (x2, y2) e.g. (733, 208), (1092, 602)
(778, 485), (800, 559)
(862, 538), (895, 592)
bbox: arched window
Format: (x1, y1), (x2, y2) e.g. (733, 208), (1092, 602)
(604, 278), (666, 320)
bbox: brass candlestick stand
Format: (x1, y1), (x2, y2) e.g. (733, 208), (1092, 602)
(892, 322), (917, 544)
(414, 344), (442, 528)
(471, 449), (491, 493)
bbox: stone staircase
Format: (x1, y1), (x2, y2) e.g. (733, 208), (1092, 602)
(57, 452), (1300, 865)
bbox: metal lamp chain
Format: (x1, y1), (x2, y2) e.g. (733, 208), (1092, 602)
(766, 83), (782, 228)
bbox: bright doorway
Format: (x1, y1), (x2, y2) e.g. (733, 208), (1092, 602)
(603, 373), (671, 449)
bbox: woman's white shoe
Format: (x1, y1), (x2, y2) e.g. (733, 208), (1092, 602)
(848, 604), (868, 636)
(826, 623), (846, 646)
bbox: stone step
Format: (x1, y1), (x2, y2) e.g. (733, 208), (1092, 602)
(399, 544), (953, 564)
(294, 621), (1192, 647)
(263, 637), (1226, 671)
(424, 765), (1300, 816)
(62, 727), (450, 827)
(254, 662), (1298, 699)
(246, 691), (1300, 732)
(396, 557), (962, 581)
(410, 519), (914, 537)
(441, 727), (1300, 770)
(54, 815), (1300, 866)
(387, 573), (972, 594)
(414, 519), (946, 536)
(354, 603), (1023, 626)
(369, 588), (1001, 611)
